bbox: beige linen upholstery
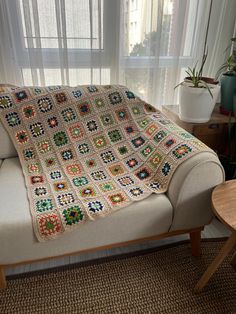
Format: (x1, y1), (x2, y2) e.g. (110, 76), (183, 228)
(0, 123), (17, 159)
(168, 152), (225, 231)
(0, 158), (173, 264)
(0, 151), (224, 265)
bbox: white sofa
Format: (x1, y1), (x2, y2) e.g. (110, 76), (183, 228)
(0, 118), (224, 289)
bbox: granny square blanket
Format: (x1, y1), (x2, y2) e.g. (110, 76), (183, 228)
(0, 85), (213, 241)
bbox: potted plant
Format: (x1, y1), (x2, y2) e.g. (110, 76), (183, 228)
(216, 37), (236, 115)
(175, 56), (220, 123)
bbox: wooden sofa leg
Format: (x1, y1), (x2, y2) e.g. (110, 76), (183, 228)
(190, 230), (201, 257)
(0, 267), (6, 289)
(231, 252), (236, 265)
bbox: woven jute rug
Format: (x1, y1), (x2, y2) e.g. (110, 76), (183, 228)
(0, 239), (235, 314)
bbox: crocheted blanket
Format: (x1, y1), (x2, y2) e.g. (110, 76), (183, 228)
(0, 85), (213, 241)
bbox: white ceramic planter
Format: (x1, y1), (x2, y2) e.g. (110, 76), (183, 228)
(179, 82), (220, 123)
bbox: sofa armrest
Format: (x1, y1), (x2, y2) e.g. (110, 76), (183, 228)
(167, 152), (225, 231)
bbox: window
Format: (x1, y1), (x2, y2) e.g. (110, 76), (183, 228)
(7, 0), (118, 85)
(2, 0), (219, 107)
(120, 0), (209, 105)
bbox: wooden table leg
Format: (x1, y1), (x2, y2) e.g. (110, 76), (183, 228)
(194, 232), (236, 293)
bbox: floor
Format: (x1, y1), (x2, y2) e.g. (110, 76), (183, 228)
(5, 218), (231, 276)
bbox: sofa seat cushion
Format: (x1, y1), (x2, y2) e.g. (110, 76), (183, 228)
(0, 158), (173, 265)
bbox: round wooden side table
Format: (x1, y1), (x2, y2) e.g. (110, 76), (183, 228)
(194, 180), (236, 292)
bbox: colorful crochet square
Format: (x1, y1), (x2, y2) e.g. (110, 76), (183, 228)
(140, 145), (154, 158)
(66, 164), (81, 176)
(0, 85), (211, 241)
(22, 105), (36, 119)
(55, 92), (67, 104)
(117, 145), (130, 156)
(124, 125), (135, 136)
(48, 117), (58, 128)
(77, 102), (91, 116)
(136, 168), (151, 181)
(30, 122), (44, 138)
(79, 186), (96, 198)
(109, 164), (125, 176)
(94, 98), (105, 108)
(108, 129), (122, 143)
(129, 187), (143, 197)
(153, 130), (167, 143)
(50, 171), (62, 180)
(93, 135), (107, 149)
(87, 85), (98, 93)
(0, 95), (12, 109)
(61, 108), (77, 122)
(38, 97), (53, 112)
(77, 143), (90, 155)
(172, 144), (192, 159)
(28, 162), (40, 173)
(91, 170), (107, 181)
(23, 148), (35, 160)
(16, 130), (29, 144)
(54, 182), (68, 192)
(85, 158), (97, 168)
(101, 151), (116, 164)
(72, 89), (82, 98)
(14, 90), (28, 102)
(108, 193), (126, 205)
(57, 193), (75, 206)
(100, 113), (114, 126)
(115, 108), (129, 121)
(162, 162), (171, 176)
(126, 158), (139, 169)
(38, 140), (52, 154)
(131, 106), (141, 115)
(61, 149), (74, 161)
(86, 120), (98, 133)
(146, 124), (158, 136)
(62, 206), (84, 225)
(118, 176), (134, 187)
(137, 118), (150, 129)
(38, 213), (62, 237)
(125, 90), (135, 99)
(6, 112), (21, 127)
(35, 187), (47, 196)
(36, 198), (54, 212)
(45, 157), (57, 167)
(53, 131), (68, 147)
(31, 175), (44, 184)
(99, 181), (116, 192)
(148, 153), (162, 169)
(73, 176), (89, 187)
(87, 201), (104, 213)
(68, 124), (84, 140)
(131, 136), (145, 148)
(109, 92), (122, 105)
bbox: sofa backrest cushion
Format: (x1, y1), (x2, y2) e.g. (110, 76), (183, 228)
(0, 122), (18, 159)
(0, 84), (18, 159)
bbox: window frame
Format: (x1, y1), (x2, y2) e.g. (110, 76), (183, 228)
(7, 0), (118, 69)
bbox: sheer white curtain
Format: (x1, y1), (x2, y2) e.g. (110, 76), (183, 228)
(119, 0), (211, 105)
(0, 0), (235, 107)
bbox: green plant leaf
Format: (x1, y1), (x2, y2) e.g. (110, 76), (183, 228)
(198, 80), (213, 98)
